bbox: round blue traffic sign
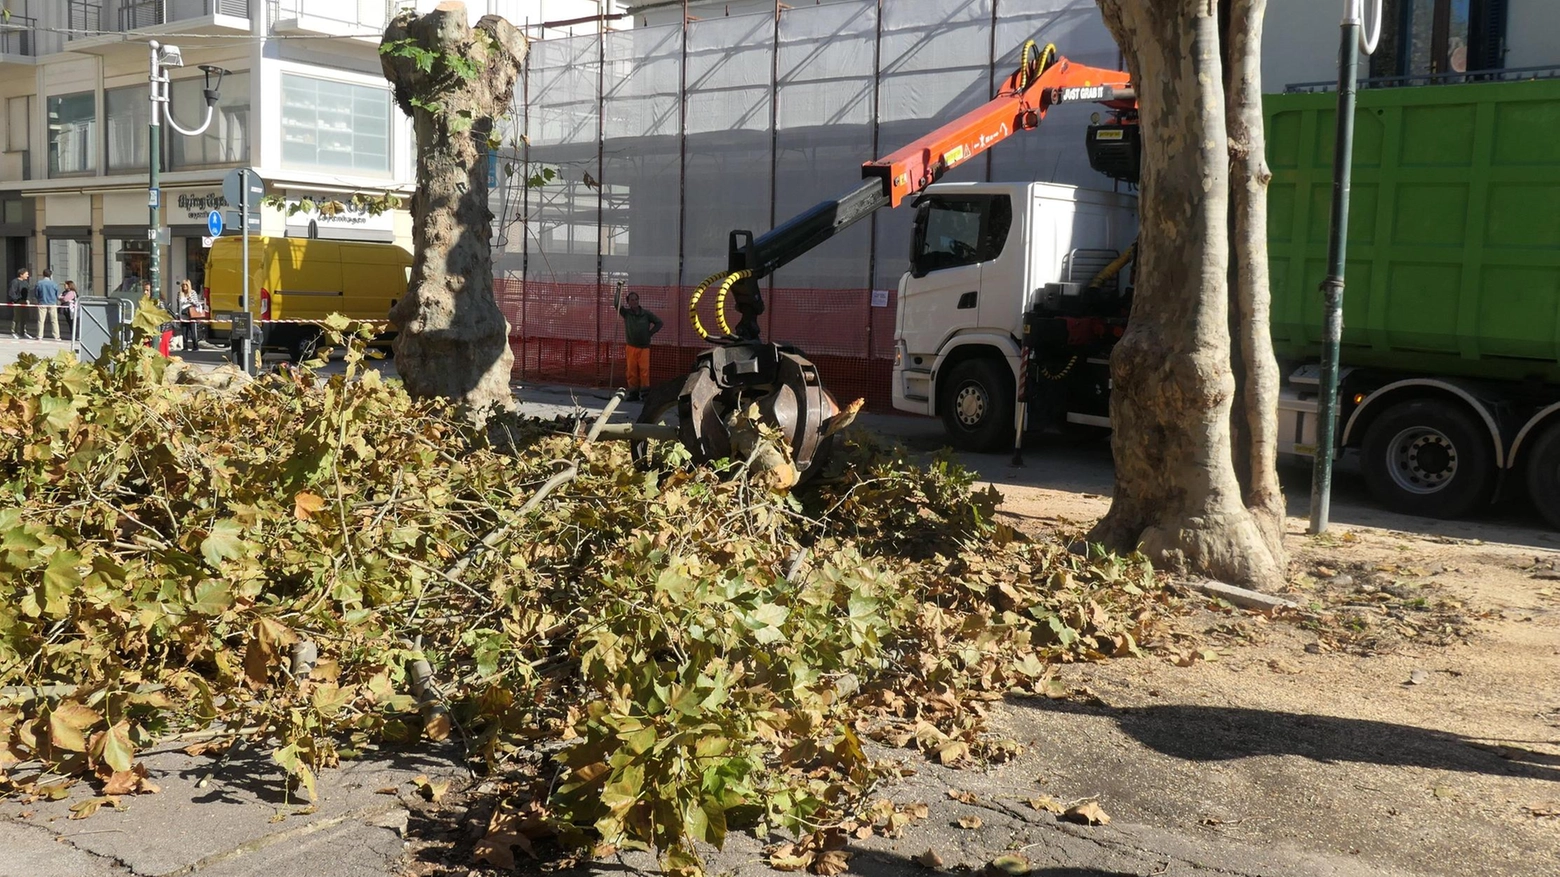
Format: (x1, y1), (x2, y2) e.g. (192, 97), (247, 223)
(207, 210), (225, 237)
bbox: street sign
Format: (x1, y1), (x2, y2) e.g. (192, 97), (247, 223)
(148, 188), (160, 208)
(207, 210), (225, 237)
(222, 167), (265, 215)
(223, 210), (261, 234)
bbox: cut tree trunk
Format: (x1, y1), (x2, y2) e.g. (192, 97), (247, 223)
(1089, 0), (1285, 590)
(1224, 0), (1287, 562)
(382, 3), (526, 412)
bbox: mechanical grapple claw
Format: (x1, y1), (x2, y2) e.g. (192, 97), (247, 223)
(638, 341), (841, 485)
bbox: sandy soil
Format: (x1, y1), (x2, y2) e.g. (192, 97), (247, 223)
(986, 481), (1560, 877)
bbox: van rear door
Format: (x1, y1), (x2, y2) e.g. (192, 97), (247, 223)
(271, 240), (344, 323)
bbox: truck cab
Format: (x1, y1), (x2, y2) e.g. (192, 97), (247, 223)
(892, 181), (1138, 449)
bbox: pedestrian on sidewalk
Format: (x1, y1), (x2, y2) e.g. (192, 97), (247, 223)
(6, 268), (28, 338)
(60, 280), (78, 338)
(32, 269), (62, 341)
(614, 281), (662, 401)
(177, 280), (204, 351)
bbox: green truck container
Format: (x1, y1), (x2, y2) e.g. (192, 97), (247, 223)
(1262, 77), (1560, 527)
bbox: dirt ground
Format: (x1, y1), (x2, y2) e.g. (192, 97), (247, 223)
(985, 481), (1560, 877)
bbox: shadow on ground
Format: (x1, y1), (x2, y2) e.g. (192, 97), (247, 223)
(1023, 700), (1560, 782)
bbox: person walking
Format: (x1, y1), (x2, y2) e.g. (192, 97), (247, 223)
(32, 268), (61, 341)
(6, 268), (28, 338)
(614, 281), (662, 401)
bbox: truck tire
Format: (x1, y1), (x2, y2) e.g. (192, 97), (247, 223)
(1523, 424), (1560, 530)
(939, 358), (1013, 453)
(1359, 399), (1495, 520)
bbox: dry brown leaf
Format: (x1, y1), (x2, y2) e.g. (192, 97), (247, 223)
(946, 789), (977, 804)
(1026, 795), (1063, 814)
(905, 802), (930, 820)
(293, 491), (327, 521)
(424, 711), (453, 743)
(853, 825), (874, 840)
(913, 848), (944, 869)
(99, 763), (159, 796)
(809, 849), (851, 875)
(956, 814), (983, 830)
(412, 774), (450, 803)
(1061, 801), (1110, 825)
(768, 843), (813, 872)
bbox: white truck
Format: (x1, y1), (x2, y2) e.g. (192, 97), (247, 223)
(891, 181), (1143, 450)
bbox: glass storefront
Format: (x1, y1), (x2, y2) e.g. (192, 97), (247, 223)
(47, 238), (92, 293)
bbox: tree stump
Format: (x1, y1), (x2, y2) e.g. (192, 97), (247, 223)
(382, 2), (526, 412)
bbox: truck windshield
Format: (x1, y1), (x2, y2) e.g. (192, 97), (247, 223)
(911, 195), (1011, 277)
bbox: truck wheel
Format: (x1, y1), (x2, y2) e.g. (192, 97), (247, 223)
(1359, 399), (1495, 519)
(939, 358), (1013, 453)
(1523, 424), (1560, 530)
(288, 329), (321, 364)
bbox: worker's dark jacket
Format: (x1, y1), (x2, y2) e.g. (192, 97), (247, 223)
(619, 307), (663, 348)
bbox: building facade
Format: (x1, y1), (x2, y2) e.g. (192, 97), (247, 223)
(0, 0), (622, 304)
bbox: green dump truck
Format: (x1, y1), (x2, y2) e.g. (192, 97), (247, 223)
(1266, 76), (1560, 527)
(891, 75), (1560, 528)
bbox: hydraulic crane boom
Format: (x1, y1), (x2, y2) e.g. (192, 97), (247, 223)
(695, 42), (1136, 341)
(649, 40), (1139, 488)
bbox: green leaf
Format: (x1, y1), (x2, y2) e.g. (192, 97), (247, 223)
(200, 519), (247, 566)
(189, 580), (233, 616)
(101, 721), (135, 773)
(42, 550), (83, 617)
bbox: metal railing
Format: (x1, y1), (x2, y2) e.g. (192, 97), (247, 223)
(0, 13), (36, 56)
(266, 0), (403, 33)
(67, 0), (250, 39)
(1285, 65), (1560, 93)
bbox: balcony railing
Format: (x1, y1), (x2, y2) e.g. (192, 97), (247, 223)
(267, 0), (406, 34)
(0, 14), (37, 57)
(67, 0), (251, 39)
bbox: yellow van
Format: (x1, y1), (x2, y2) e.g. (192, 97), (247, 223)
(204, 237), (412, 360)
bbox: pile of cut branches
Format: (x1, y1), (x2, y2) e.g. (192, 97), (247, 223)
(0, 327), (1184, 874)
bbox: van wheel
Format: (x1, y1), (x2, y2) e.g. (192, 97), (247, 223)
(939, 359), (1013, 453)
(1360, 399), (1495, 519)
(289, 329), (320, 364)
(1523, 423), (1560, 530)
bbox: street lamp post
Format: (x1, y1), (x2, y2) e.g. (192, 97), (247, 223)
(1308, 0), (1381, 535)
(147, 41), (228, 309)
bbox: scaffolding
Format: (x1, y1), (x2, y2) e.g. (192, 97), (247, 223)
(492, 0), (1122, 409)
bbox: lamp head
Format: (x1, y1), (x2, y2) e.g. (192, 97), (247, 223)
(199, 64), (230, 106)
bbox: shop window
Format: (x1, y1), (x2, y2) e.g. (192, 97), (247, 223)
(48, 239), (92, 294)
(280, 73), (390, 174)
(47, 92), (96, 177)
(107, 238), (151, 297)
(106, 85), (152, 173)
(170, 71), (251, 169)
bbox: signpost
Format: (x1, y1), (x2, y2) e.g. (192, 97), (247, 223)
(219, 167), (264, 375)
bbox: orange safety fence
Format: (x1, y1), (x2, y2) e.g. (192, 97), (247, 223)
(493, 279), (900, 412)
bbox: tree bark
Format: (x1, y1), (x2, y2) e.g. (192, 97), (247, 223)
(1224, 0), (1288, 562)
(1089, 0), (1284, 590)
(382, 3), (525, 412)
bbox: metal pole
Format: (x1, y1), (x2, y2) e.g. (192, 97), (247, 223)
(241, 170), (252, 376)
(148, 42), (162, 309)
(1309, 0), (1379, 534)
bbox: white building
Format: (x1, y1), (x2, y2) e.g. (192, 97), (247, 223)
(0, 0), (626, 300)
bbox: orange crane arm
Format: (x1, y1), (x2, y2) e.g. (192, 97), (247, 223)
(863, 47), (1135, 207)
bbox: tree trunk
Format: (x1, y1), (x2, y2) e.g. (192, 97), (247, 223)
(1089, 0), (1284, 590)
(382, 3), (526, 412)
(1224, 0), (1288, 562)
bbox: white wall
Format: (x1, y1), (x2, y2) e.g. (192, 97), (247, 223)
(1505, 0), (1560, 69)
(1261, 1), (1342, 91)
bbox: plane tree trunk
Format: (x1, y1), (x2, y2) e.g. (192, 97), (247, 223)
(1089, 0), (1286, 590)
(382, 2), (525, 412)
